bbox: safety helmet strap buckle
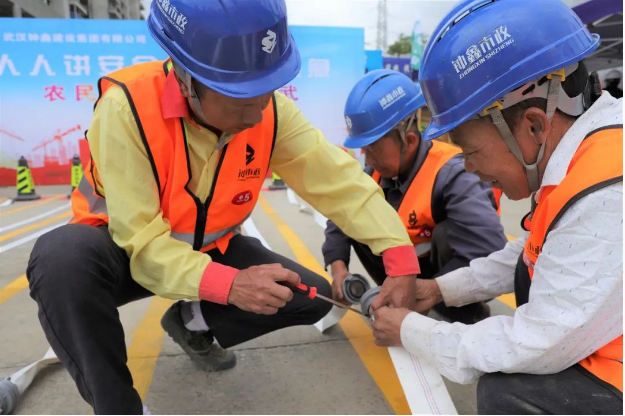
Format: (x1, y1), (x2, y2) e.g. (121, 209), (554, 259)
(481, 101), (504, 117)
(546, 68), (567, 82)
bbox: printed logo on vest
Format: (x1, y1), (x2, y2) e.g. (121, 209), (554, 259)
(418, 228), (432, 238)
(232, 190), (253, 205)
(246, 144), (255, 166)
(239, 144), (260, 181)
(407, 210), (432, 237)
(238, 167), (262, 181)
(407, 210), (418, 229)
(527, 241), (541, 256)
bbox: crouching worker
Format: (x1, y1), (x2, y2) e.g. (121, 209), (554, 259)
(373, 0), (623, 414)
(25, 1), (421, 414)
(323, 69), (507, 324)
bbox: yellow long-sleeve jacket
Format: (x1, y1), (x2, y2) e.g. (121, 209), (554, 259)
(85, 72), (419, 303)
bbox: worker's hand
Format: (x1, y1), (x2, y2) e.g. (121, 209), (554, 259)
(371, 275), (416, 311)
(228, 264), (300, 315)
(372, 306), (412, 347)
(414, 279), (444, 315)
(330, 260), (350, 305)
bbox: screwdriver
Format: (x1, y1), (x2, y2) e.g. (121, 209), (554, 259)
(286, 282), (368, 317)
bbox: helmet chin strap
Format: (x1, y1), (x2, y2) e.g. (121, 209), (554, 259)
(488, 106), (546, 193)
(486, 73), (563, 193)
(171, 60), (232, 149)
(171, 60), (211, 127)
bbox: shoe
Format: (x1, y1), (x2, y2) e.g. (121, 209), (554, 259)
(161, 301), (236, 372)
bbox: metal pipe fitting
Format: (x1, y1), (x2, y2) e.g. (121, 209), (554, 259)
(341, 273), (370, 305)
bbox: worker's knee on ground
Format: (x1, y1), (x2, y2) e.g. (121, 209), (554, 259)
(431, 220), (446, 243)
(303, 277), (332, 323)
(431, 220), (452, 259)
(316, 278), (333, 316)
(315, 276), (332, 298)
(27, 224), (111, 292)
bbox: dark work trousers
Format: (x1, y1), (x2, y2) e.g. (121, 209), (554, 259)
(353, 221), (489, 324)
(477, 364), (623, 415)
(26, 224), (332, 415)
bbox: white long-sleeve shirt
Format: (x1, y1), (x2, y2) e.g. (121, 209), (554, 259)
(400, 93), (623, 385)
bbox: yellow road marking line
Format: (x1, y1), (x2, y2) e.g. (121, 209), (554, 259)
(0, 195), (64, 217)
(126, 297), (174, 402)
(0, 211), (71, 242)
(496, 293), (517, 309)
(0, 274), (28, 305)
(258, 195), (411, 415)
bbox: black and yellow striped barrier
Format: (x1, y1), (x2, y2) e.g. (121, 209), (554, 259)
(68, 154), (83, 199)
(15, 156), (40, 202)
(268, 172), (287, 190)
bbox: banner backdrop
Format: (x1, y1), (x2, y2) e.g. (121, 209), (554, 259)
(382, 56), (413, 79)
(365, 50), (383, 73)
(0, 19), (364, 185)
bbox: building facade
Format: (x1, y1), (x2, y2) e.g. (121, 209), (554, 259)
(0, 0), (143, 19)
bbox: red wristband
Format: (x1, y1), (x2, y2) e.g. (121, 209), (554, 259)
(198, 262), (239, 304)
(382, 246), (420, 277)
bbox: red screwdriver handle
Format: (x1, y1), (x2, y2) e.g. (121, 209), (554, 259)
(289, 282), (317, 300)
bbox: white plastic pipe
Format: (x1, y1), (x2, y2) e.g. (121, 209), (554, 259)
(0, 348), (59, 414)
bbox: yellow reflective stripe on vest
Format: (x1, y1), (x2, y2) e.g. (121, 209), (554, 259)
(415, 242), (432, 257)
(170, 213), (249, 248)
(76, 166), (250, 250)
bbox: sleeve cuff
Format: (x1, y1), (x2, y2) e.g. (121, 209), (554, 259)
(435, 268), (473, 307)
(382, 245), (420, 277)
(400, 311), (438, 357)
(198, 262), (239, 304)
(324, 256), (349, 270)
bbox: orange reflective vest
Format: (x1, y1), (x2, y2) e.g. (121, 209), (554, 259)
(492, 187), (503, 215)
(371, 141), (461, 255)
(518, 126), (623, 392)
(71, 60), (276, 254)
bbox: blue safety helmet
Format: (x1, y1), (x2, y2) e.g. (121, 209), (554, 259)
(147, 0), (301, 98)
(344, 70), (426, 149)
(419, 0), (600, 140)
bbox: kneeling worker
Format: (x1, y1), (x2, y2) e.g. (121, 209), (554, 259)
(323, 69), (507, 324)
(373, 0), (623, 414)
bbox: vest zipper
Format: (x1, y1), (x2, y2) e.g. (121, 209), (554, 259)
(193, 205), (208, 251)
(192, 144), (229, 250)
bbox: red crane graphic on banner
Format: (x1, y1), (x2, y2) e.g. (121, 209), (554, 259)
(0, 128), (26, 142)
(32, 124), (82, 166)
